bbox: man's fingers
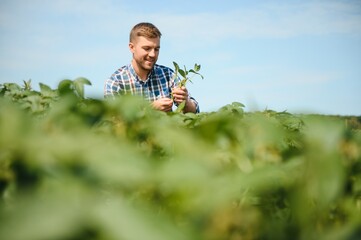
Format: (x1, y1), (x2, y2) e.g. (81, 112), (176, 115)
(172, 87), (187, 94)
(172, 88), (188, 100)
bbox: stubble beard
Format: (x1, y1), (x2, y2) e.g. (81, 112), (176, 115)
(141, 58), (156, 71)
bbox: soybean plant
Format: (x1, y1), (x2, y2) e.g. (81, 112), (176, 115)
(172, 61), (203, 113)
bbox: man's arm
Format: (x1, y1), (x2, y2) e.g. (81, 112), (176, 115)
(184, 97), (199, 113)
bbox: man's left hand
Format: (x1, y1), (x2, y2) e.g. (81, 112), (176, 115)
(172, 86), (189, 104)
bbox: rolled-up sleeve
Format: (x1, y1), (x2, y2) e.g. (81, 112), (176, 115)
(190, 96), (200, 113)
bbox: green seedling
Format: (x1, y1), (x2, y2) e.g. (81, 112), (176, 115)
(172, 61), (204, 113)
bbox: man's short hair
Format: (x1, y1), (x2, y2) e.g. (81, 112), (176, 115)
(130, 22), (162, 42)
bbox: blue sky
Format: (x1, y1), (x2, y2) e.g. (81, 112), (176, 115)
(1, 0), (360, 115)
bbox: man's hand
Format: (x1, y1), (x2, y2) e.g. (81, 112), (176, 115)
(172, 87), (197, 113)
(152, 97), (173, 112)
(172, 86), (189, 104)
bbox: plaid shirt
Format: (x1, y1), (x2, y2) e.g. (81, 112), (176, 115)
(104, 63), (200, 112)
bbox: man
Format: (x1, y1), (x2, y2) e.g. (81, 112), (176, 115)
(104, 22), (199, 113)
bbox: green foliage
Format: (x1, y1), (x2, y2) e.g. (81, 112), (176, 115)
(0, 79), (361, 240)
(173, 62), (203, 87)
(172, 62), (204, 113)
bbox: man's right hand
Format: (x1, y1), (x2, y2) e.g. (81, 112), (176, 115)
(152, 98), (173, 112)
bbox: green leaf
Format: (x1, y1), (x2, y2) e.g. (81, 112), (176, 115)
(189, 70), (204, 79)
(22, 79), (32, 91)
(39, 83), (56, 98)
(4, 83), (22, 93)
(39, 83), (52, 93)
(173, 61), (179, 72)
(74, 77), (92, 86)
(58, 79), (73, 96)
(231, 102), (245, 108)
(178, 69), (186, 79)
(73, 78), (91, 99)
(175, 100), (186, 113)
(23, 95), (43, 113)
(73, 81), (84, 99)
(194, 63), (201, 72)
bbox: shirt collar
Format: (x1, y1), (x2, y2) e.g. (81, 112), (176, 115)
(129, 63), (155, 83)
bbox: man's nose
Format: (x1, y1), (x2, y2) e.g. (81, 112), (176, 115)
(149, 49), (156, 57)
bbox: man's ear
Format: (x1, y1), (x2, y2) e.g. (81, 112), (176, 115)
(129, 42), (135, 53)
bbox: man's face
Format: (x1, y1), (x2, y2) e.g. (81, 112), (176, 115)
(129, 36), (160, 72)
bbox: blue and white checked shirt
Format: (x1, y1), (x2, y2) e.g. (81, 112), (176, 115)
(104, 63), (200, 113)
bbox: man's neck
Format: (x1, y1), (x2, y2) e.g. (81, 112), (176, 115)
(131, 60), (150, 81)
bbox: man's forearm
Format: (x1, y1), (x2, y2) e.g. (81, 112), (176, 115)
(183, 98), (197, 113)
